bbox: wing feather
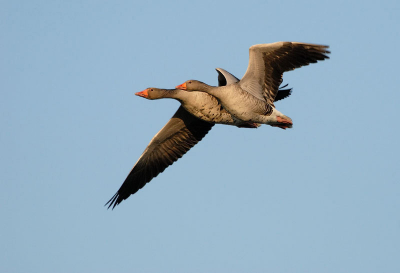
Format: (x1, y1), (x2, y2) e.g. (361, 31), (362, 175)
(240, 42), (330, 104)
(106, 106), (213, 209)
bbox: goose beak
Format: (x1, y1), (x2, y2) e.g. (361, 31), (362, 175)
(175, 82), (187, 90)
(135, 89), (149, 98)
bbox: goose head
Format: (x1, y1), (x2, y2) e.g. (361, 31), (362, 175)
(135, 88), (177, 100)
(175, 80), (211, 92)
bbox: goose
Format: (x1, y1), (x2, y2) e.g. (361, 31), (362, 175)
(106, 68), (292, 208)
(176, 42), (330, 129)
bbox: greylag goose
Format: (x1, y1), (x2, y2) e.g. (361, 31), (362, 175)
(176, 42), (330, 129)
(106, 68), (293, 208)
(135, 88), (259, 128)
(106, 68), (241, 208)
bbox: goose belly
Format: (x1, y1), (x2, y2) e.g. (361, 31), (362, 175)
(217, 93), (267, 123)
(181, 96), (234, 124)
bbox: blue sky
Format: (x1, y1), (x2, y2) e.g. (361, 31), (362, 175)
(1, 0), (399, 272)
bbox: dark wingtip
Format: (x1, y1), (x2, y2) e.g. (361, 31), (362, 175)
(105, 192), (120, 210)
(275, 84), (293, 102)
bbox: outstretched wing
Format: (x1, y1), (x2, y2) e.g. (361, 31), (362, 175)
(239, 42), (330, 104)
(106, 106), (213, 209)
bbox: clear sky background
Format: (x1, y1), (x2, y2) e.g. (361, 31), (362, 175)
(2, 0), (399, 272)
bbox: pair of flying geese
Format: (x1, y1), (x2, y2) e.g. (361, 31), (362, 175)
(106, 42), (330, 209)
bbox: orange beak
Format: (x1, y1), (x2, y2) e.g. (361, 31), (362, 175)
(135, 89), (149, 98)
(175, 82), (187, 90)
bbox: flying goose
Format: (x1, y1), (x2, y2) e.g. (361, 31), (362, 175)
(176, 42), (330, 129)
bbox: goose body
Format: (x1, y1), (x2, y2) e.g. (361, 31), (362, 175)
(136, 87), (260, 128)
(137, 70), (292, 128)
(176, 42), (330, 129)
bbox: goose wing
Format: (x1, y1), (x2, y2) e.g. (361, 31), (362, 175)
(106, 106), (213, 209)
(239, 42), (330, 104)
(216, 67), (240, 86)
